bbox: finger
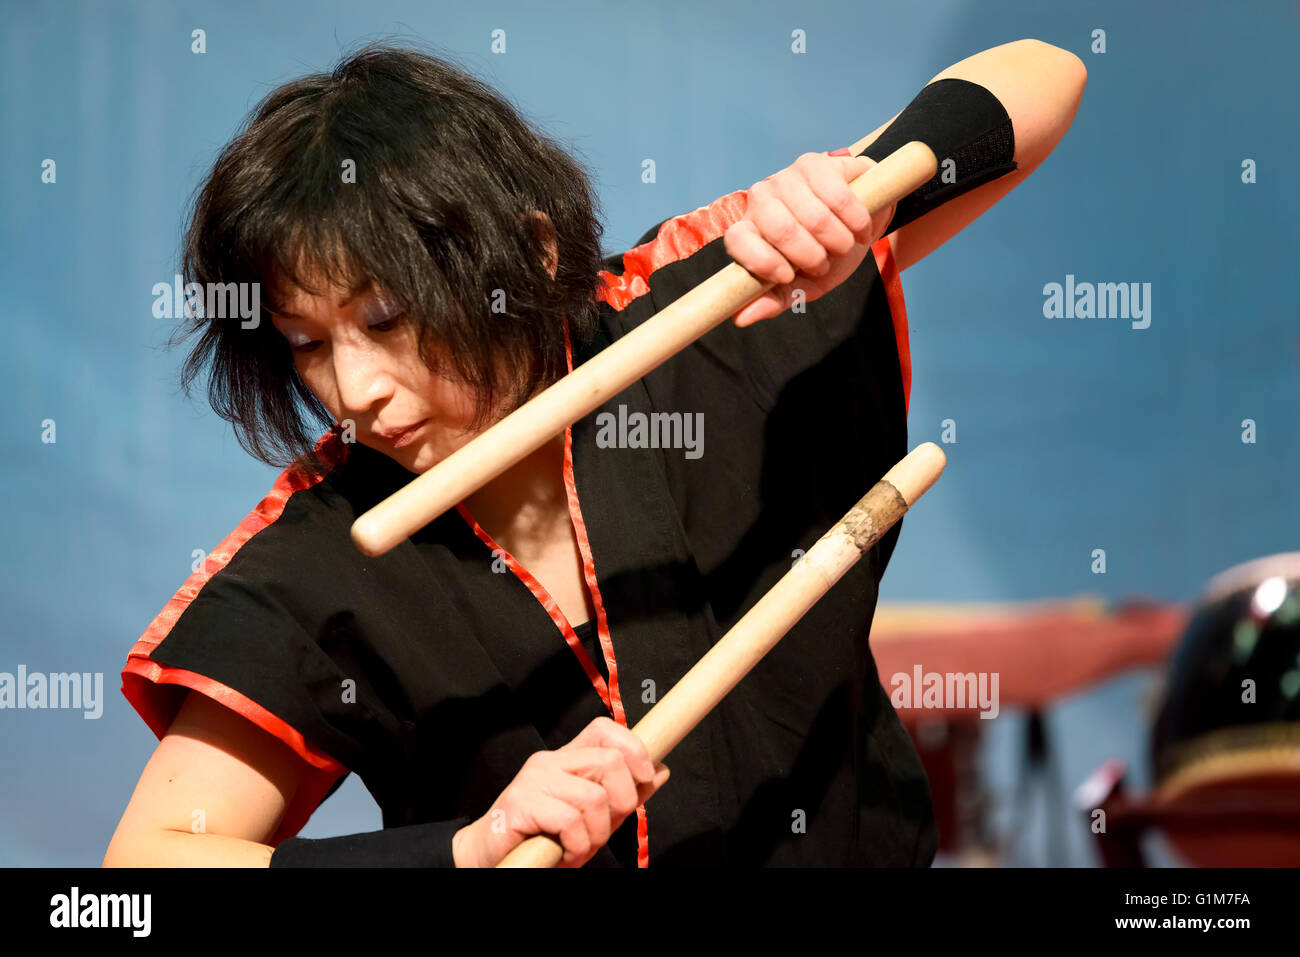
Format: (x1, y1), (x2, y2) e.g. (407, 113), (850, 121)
(745, 180), (827, 278)
(798, 153), (876, 243)
(522, 793), (596, 867)
(566, 717), (656, 784)
(530, 766), (614, 852)
(777, 161), (860, 265)
(724, 219), (797, 286)
(733, 289), (789, 328)
(635, 763), (670, 804)
(553, 746), (641, 820)
(735, 262), (847, 327)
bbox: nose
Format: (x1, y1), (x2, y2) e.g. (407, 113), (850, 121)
(331, 338), (394, 422)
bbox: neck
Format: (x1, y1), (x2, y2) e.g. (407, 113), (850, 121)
(462, 432), (569, 559)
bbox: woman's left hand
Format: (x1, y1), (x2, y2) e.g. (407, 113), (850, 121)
(724, 149), (896, 328)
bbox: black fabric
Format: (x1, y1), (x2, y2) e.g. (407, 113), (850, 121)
(269, 815), (472, 867)
(128, 194), (939, 866)
(860, 77), (1017, 234)
(573, 618), (607, 684)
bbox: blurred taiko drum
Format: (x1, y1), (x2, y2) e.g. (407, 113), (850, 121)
(1082, 552), (1300, 866)
(1147, 552), (1300, 866)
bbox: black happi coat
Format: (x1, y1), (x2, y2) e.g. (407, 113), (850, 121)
(123, 187), (937, 867)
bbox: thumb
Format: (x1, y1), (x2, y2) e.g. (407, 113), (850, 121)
(636, 762), (671, 802)
(837, 153), (875, 183)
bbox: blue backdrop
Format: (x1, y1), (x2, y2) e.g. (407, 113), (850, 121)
(2, 0), (1296, 866)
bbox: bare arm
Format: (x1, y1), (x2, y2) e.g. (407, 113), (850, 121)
(106, 691), (668, 868)
(850, 38), (1087, 271)
(103, 690), (312, 867)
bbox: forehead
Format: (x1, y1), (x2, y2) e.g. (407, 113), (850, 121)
(266, 269), (377, 319)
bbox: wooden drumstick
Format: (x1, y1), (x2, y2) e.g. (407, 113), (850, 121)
(496, 441), (947, 867)
(350, 141), (938, 556)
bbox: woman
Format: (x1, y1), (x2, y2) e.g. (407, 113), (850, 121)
(105, 38), (1084, 867)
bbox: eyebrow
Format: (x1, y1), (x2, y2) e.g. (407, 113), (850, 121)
(269, 285), (376, 321)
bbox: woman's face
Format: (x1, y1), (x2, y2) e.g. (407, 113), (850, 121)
(267, 280), (489, 474)
(268, 215), (556, 474)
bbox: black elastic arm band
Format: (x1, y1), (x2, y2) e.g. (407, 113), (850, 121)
(268, 816), (473, 868)
(859, 77), (1018, 235)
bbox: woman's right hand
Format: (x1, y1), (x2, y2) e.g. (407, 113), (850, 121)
(452, 716), (670, 868)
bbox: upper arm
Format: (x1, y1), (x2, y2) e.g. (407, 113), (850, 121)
(107, 690), (312, 853)
(859, 39), (1087, 271)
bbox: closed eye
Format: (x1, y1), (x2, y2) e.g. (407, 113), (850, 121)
(368, 312), (405, 333)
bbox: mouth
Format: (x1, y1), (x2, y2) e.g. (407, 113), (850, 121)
(374, 419), (428, 448)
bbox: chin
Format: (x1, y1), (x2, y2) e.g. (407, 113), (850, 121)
(382, 443), (434, 475)
(407, 445), (442, 474)
(401, 437), (464, 474)
(367, 426), (479, 476)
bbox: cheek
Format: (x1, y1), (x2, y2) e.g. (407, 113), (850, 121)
(423, 376), (480, 426)
(398, 346), (478, 427)
(293, 361), (340, 419)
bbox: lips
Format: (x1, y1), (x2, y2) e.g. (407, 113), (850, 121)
(374, 419), (428, 447)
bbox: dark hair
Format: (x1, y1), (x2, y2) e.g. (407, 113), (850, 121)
(174, 41), (606, 474)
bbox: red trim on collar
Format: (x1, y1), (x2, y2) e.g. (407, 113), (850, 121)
(453, 503), (614, 713)
(455, 318), (651, 867)
(560, 319), (651, 867)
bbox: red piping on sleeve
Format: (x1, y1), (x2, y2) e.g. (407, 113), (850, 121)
(119, 428), (351, 846)
(121, 659), (347, 846)
(596, 187), (910, 418)
(597, 190), (749, 312)
(872, 236), (911, 415)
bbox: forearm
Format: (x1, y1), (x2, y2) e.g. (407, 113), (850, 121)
(103, 828), (275, 867)
(851, 38), (1085, 270)
(929, 38), (1086, 171)
(268, 816), (475, 867)
(852, 39), (1083, 164)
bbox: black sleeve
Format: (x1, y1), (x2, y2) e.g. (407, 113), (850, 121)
(121, 473), (388, 847)
(269, 816), (474, 867)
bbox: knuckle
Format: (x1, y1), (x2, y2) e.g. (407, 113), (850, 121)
(829, 190), (861, 217)
(808, 206), (837, 234)
(612, 792), (638, 817)
(623, 733), (650, 761)
(597, 748), (622, 771)
(824, 240), (849, 261)
(563, 823), (589, 848)
(829, 232), (856, 256)
(763, 212), (798, 244)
